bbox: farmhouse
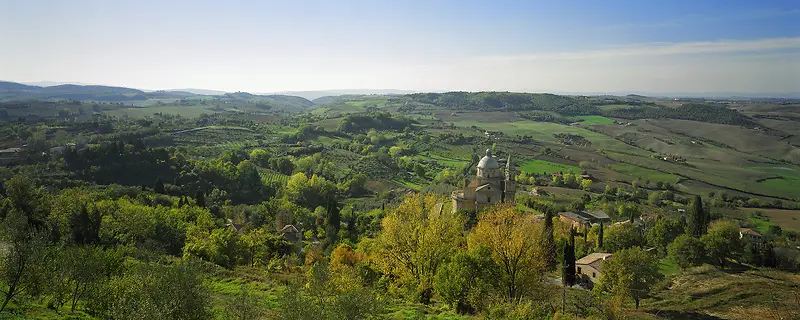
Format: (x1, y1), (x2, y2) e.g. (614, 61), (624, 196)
(451, 149), (515, 213)
(576, 252), (613, 288)
(740, 228), (762, 244)
(280, 224), (303, 254)
(559, 210), (611, 228)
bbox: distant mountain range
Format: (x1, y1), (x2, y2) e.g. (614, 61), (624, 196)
(264, 89), (418, 100)
(2, 80), (797, 101)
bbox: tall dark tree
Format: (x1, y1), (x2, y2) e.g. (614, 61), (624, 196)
(542, 210), (556, 270)
(562, 228), (577, 286)
(344, 209), (358, 244)
(154, 177), (166, 194)
(194, 190), (205, 208)
(597, 222), (604, 250)
(70, 205), (100, 244)
(325, 197), (341, 248)
(687, 195), (706, 238)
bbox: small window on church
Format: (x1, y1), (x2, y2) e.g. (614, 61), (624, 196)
(487, 197), (491, 203)
(577, 267), (582, 274)
(592, 272), (596, 278)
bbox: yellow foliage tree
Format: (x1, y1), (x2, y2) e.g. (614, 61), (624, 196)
(468, 205), (546, 302)
(373, 193), (464, 299)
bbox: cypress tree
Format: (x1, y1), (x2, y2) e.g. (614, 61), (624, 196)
(687, 195), (705, 237)
(563, 228), (577, 286)
(597, 222), (604, 249)
(154, 177), (165, 194)
(542, 210), (556, 270)
(325, 197), (341, 248)
(194, 190), (206, 208)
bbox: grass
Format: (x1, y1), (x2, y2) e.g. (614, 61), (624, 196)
(427, 154), (470, 168)
(520, 159), (581, 175)
(658, 257), (681, 277)
(576, 115), (614, 125)
(741, 208), (800, 232)
(105, 105), (217, 118)
(644, 266), (800, 320)
(750, 166), (800, 196)
(610, 163), (681, 183)
(449, 119), (648, 155)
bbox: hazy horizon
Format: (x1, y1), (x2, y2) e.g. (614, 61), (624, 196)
(1, 0), (798, 94)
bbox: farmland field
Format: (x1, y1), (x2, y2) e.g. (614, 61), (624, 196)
(448, 119), (649, 155)
(611, 163), (681, 183)
(105, 105), (218, 118)
(576, 115), (614, 125)
(741, 208), (800, 232)
(751, 166), (800, 196)
(520, 159), (581, 175)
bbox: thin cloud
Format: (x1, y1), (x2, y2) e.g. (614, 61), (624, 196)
(479, 37), (800, 61)
(599, 8), (800, 31)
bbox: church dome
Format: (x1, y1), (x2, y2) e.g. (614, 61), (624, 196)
(477, 150), (500, 169)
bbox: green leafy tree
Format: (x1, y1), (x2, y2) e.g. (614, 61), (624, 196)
(700, 220), (742, 268)
(51, 246), (124, 311)
(617, 203), (639, 222)
(226, 285), (263, 320)
(646, 217), (685, 255)
(580, 179), (592, 191)
(434, 246), (497, 314)
(667, 234), (705, 269)
(374, 193), (463, 302)
(603, 224), (645, 252)
(87, 259), (211, 320)
(468, 206), (545, 302)
(596, 247), (661, 310)
(0, 211), (52, 311)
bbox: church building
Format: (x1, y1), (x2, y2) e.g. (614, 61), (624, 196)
(451, 149), (515, 213)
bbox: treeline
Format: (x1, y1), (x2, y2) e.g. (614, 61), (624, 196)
(407, 92), (600, 115)
(602, 103), (758, 126)
(337, 111), (414, 133)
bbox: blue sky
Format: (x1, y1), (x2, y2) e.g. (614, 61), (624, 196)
(1, 0), (798, 94)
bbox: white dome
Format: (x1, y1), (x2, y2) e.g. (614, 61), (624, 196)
(477, 155), (500, 169)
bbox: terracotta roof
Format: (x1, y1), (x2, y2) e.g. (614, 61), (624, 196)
(576, 253), (612, 265)
(475, 183), (494, 191)
(583, 210), (610, 220)
(559, 212), (591, 224)
(740, 228), (762, 237)
(280, 224), (299, 234)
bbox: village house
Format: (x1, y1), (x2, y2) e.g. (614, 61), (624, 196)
(226, 219), (245, 233)
(280, 224), (303, 254)
(558, 210), (611, 229)
(576, 252), (613, 288)
(740, 228), (762, 245)
(559, 211), (592, 229)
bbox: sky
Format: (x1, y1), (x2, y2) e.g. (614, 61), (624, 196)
(1, 0), (799, 94)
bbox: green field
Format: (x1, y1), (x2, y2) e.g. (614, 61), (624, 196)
(611, 163), (682, 183)
(742, 208), (800, 232)
(576, 115), (614, 125)
(427, 154), (470, 168)
(105, 105), (217, 118)
(751, 166), (800, 196)
(520, 160), (581, 175)
(449, 119), (648, 155)
(345, 98), (389, 107)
